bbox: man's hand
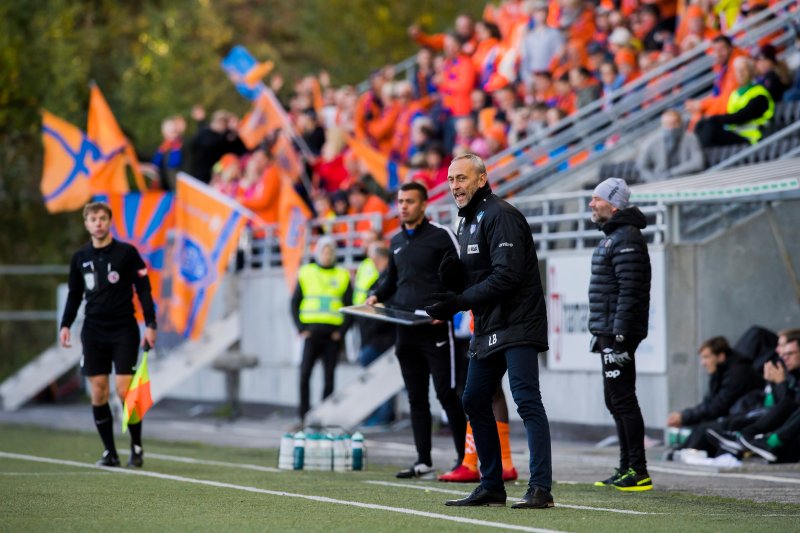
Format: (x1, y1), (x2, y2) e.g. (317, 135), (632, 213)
(365, 295), (379, 306)
(425, 293), (465, 321)
(300, 330), (311, 338)
(438, 253), (466, 293)
(59, 327), (71, 348)
(666, 412), (682, 428)
(331, 331), (342, 342)
(764, 360), (786, 384)
(142, 327), (157, 351)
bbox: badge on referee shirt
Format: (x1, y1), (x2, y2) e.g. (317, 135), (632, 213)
(108, 271), (120, 283)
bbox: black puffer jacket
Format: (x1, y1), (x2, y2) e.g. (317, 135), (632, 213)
(457, 185), (548, 358)
(588, 207), (651, 339)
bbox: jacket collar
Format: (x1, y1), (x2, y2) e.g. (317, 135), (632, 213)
(458, 184), (493, 219)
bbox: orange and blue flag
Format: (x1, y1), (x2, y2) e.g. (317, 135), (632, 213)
(238, 92), (283, 150)
(221, 46), (268, 101)
(122, 351), (153, 433)
(87, 83), (146, 192)
(277, 179), (312, 289)
(94, 191), (175, 323)
(346, 136), (409, 191)
(40, 110), (99, 213)
(170, 173), (250, 339)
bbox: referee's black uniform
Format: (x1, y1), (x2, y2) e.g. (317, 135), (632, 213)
(372, 217), (467, 470)
(61, 239), (156, 376)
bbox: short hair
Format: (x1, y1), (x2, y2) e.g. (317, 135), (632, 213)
(369, 244), (391, 261)
(699, 336), (732, 357)
(451, 153), (487, 176)
(399, 181), (428, 201)
(712, 34), (733, 48)
(348, 183), (369, 196)
(83, 201), (112, 220)
(778, 328), (800, 345)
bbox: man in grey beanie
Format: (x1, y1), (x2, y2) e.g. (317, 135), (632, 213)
(587, 177), (654, 492)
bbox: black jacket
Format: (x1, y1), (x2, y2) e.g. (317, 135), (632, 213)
(681, 355), (761, 426)
(372, 217), (459, 312)
(456, 185), (548, 358)
(588, 207), (651, 340)
(61, 239), (156, 328)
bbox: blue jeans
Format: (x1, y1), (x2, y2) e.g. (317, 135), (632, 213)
(462, 345), (552, 492)
(359, 345), (395, 425)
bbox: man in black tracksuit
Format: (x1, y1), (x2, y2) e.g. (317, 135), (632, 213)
(587, 177), (653, 491)
(367, 182), (467, 480)
(60, 202), (157, 468)
(427, 154), (553, 509)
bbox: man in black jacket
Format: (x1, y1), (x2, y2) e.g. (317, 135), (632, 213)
(427, 154), (553, 509)
(587, 177), (653, 492)
(367, 182), (467, 480)
(667, 336), (760, 450)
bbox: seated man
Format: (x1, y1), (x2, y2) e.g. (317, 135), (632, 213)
(667, 336), (760, 450)
(695, 56), (775, 148)
(636, 110), (705, 182)
(739, 403), (800, 463)
(706, 329), (800, 458)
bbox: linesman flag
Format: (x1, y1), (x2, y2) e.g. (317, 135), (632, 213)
(122, 351), (153, 433)
(170, 173), (250, 339)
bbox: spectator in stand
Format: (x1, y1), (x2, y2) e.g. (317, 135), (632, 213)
(472, 20), (503, 91)
(413, 47), (438, 100)
(490, 85), (519, 124)
(297, 109), (326, 157)
(599, 61), (623, 109)
(151, 116), (183, 191)
(454, 117), (486, 158)
(354, 70), (386, 143)
(550, 39), (590, 82)
(531, 71), (557, 108)
(483, 124), (507, 157)
(528, 102), (549, 138)
(331, 190), (349, 218)
(438, 33), (478, 153)
(411, 143), (449, 194)
(237, 150), (282, 224)
(695, 56), (775, 148)
(587, 41), (613, 77)
(614, 48), (640, 86)
(675, 4), (718, 51)
(187, 109), (247, 184)
(409, 13), (477, 56)
(685, 35), (746, 127)
(633, 4), (673, 52)
(549, 0), (596, 47)
(553, 74), (577, 116)
(507, 106), (532, 145)
(666, 336), (761, 452)
(348, 182), (393, 235)
(407, 116), (436, 162)
(210, 153), (241, 197)
(569, 67), (602, 109)
(368, 82), (402, 156)
(753, 44), (791, 103)
(315, 128), (350, 193)
(391, 81), (429, 163)
(312, 192), (337, 235)
(519, 1), (565, 88)
(636, 110), (705, 182)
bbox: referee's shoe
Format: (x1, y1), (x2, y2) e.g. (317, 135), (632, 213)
(96, 450), (120, 467)
(127, 445), (144, 468)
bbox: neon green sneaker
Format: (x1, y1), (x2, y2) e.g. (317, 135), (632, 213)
(613, 468), (653, 492)
(593, 468), (623, 487)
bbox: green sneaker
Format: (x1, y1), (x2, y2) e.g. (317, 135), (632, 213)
(613, 468), (653, 492)
(593, 468), (623, 487)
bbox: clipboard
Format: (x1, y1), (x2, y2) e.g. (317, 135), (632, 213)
(341, 304), (434, 326)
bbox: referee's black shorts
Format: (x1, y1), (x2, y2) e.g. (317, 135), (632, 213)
(80, 318), (140, 376)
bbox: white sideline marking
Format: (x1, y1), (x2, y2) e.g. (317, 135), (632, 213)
(0, 452), (567, 533)
(0, 471), (110, 476)
(117, 449), (281, 473)
(365, 481), (656, 515)
(648, 465), (800, 485)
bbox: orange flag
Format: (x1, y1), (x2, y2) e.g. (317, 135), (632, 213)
(277, 179), (312, 289)
(170, 173), (250, 339)
(238, 92), (283, 150)
(346, 135), (408, 191)
(87, 83), (146, 192)
(122, 351), (153, 433)
(40, 110), (97, 213)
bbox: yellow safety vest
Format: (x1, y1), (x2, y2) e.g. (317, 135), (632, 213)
(353, 258), (379, 305)
(298, 263), (350, 326)
(725, 83), (775, 144)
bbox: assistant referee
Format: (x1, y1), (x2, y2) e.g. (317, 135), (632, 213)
(60, 202), (157, 468)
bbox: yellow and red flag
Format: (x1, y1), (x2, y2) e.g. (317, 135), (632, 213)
(40, 110), (98, 213)
(277, 179), (312, 289)
(346, 135), (409, 191)
(122, 351), (153, 433)
(170, 173), (250, 339)
(87, 83), (146, 192)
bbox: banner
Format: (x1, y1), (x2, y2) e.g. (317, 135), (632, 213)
(346, 135), (408, 191)
(40, 110), (98, 213)
(277, 179), (312, 289)
(170, 173), (250, 339)
(94, 192), (175, 323)
(221, 45), (268, 101)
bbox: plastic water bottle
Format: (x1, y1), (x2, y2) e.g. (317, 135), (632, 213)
(293, 431), (305, 470)
(343, 433), (352, 471)
(321, 433), (334, 471)
(351, 431), (365, 471)
(278, 433), (294, 470)
(333, 435), (347, 472)
(305, 433), (320, 470)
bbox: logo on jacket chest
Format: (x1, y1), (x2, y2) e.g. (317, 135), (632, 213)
(467, 244), (479, 254)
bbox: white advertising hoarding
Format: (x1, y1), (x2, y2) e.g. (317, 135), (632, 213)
(545, 247), (666, 374)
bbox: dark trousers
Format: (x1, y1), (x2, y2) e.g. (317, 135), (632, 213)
(299, 332), (341, 420)
(775, 407), (800, 462)
(695, 118), (749, 148)
(396, 324), (466, 466)
(684, 411), (761, 454)
(462, 345), (552, 492)
(598, 336), (647, 473)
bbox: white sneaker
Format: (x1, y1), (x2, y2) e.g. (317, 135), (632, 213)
(396, 463), (435, 480)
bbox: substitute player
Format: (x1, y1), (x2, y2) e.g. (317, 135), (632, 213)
(60, 202), (157, 468)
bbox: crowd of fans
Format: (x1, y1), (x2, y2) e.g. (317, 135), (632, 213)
(141, 0), (800, 231)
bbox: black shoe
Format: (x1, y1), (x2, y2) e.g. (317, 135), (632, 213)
(511, 487), (554, 509)
(612, 468), (653, 492)
(706, 428), (743, 454)
(738, 434), (778, 463)
(96, 450), (120, 467)
(594, 468), (623, 487)
(396, 463), (435, 480)
(127, 445), (144, 468)
(445, 485), (507, 507)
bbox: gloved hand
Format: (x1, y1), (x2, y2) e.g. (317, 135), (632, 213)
(425, 292), (466, 321)
(438, 252), (466, 293)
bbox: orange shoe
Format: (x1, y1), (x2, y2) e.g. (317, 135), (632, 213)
(502, 467), (518, 481)
(438, 464), (480, 482)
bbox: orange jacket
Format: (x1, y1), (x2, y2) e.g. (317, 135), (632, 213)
(353, 91), (382, 141)
(236, 164), (281, 225)
(439, 54), (477, 117)
(699, 47), (746, 117)
(367, 102), (402, 156)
